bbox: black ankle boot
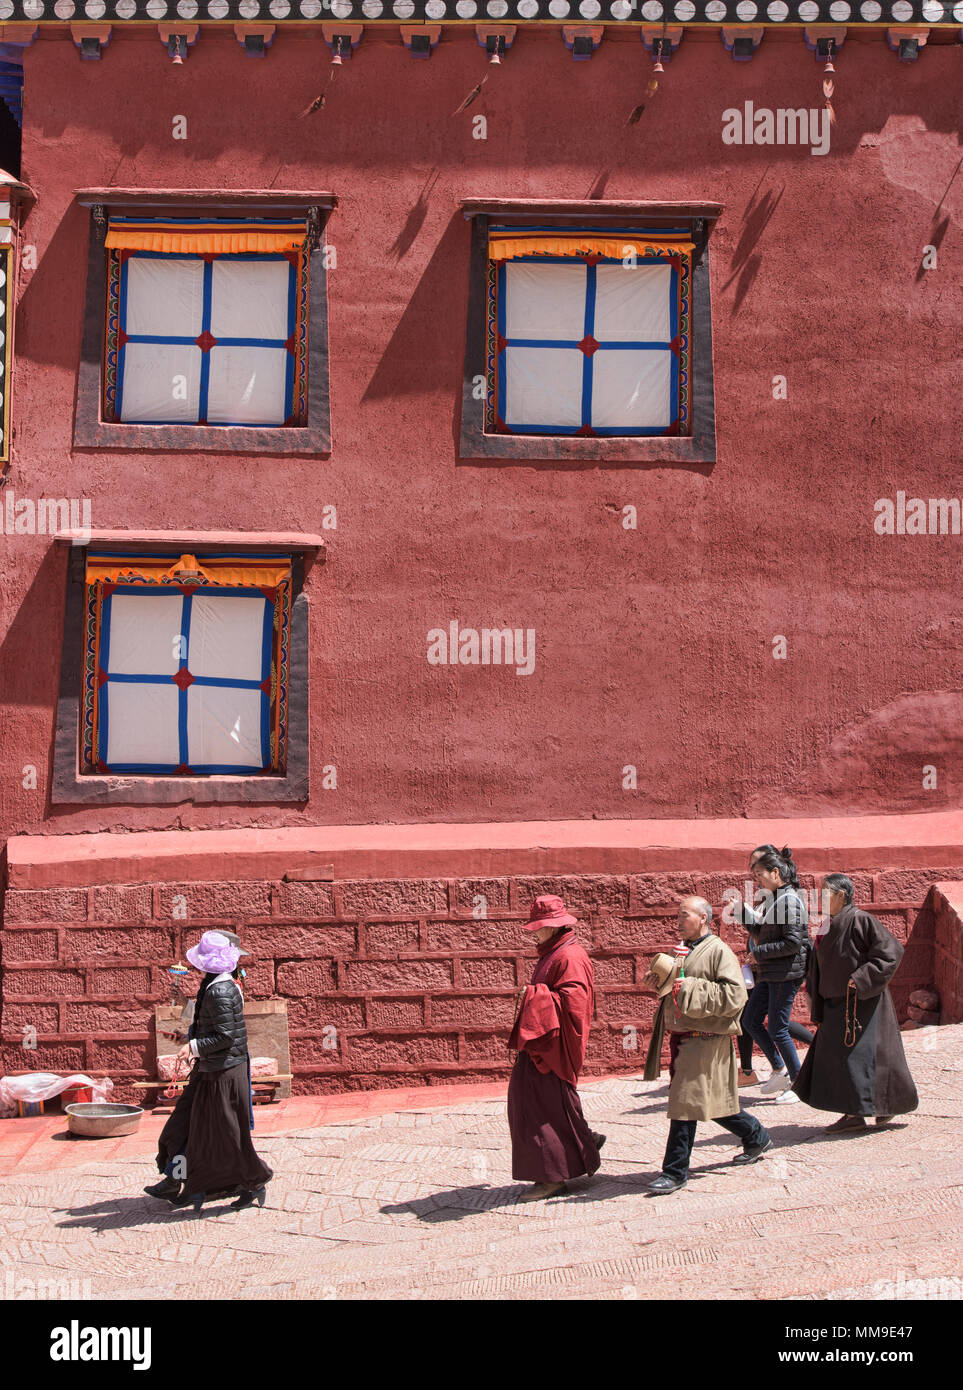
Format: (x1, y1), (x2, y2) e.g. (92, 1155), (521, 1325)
(231, 1185), (267, 1210)
(144, 1177), (181, 1199)
(168, 1190), (205, 1212)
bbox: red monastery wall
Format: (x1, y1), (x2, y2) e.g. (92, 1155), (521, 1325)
(0, 857), (945, 1100)
(1, 29), (961, 835)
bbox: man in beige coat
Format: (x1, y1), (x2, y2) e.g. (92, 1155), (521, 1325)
(643, 896), (774, 1193)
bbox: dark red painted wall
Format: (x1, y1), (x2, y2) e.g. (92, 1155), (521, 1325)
(1, 29), (961, 838)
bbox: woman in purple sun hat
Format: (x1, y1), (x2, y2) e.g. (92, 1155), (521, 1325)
(155, 931), (272, 1213)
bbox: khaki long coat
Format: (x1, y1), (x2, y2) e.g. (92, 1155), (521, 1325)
(644, 933), (748, 1121)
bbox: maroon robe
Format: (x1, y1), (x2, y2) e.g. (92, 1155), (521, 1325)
(506, 928), (602, 1183)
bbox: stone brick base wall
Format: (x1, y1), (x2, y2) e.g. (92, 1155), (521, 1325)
(0, 864), (950, 1102)
(932, 884), (963, 1024)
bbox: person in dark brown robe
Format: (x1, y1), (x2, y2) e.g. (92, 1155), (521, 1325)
(792, 874), (918, 1132)
(507, 895), (604, 1201)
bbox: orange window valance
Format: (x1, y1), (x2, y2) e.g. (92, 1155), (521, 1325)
(488, 234), (694, 262)
(86, 553), (293, 588)
(104, 220), (308, 254)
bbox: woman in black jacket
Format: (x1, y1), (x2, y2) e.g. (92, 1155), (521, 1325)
(736, 845), (813, 1087)
(736, 846), (809, 1102)
(163, 931), (273, 1212)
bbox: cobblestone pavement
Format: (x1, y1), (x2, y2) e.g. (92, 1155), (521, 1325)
(2, 1027), (961, 1300)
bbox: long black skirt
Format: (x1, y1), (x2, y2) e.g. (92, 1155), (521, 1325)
(507, 1051), (602, 1183)
(155, 1070), (197, 1176)
(792, 989), (918, 1117)
(176, 1062), (273, 1194)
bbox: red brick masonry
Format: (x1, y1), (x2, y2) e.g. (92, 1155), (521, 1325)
(1, 864), (951, 1101)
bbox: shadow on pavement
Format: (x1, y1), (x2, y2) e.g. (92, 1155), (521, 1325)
(54, 1195), (240, 1230)
(381, 1185), (526, 1220)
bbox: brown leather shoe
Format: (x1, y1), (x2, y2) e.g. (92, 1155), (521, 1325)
(518, 1181), (567, 1202)
(738, 1070), (760, 1087)
(824, 1114), (867, 1133)
(875, 1115), (895, 1126)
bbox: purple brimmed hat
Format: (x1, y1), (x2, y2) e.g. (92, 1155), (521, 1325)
(186, 931), (242, 974)
(523, 894), (578, 933)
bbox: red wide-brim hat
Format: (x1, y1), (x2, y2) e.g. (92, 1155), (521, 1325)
(523, 894), (578, 932)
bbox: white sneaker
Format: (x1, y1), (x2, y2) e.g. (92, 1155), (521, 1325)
(774, 1089), (800, 1104)
(760, 1071), (790, 1095)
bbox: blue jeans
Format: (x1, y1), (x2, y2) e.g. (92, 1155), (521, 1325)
(743, 979), (802, 1080)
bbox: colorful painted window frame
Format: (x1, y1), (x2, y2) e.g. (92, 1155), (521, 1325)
(81, 553), (293, 777)
(485, 228), (691, 438)
(103, 231), (309, 428)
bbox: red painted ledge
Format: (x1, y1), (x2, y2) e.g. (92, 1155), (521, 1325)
(5, 811), (963, 889)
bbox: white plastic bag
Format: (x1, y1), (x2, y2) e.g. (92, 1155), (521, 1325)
(0, 1072), (113, 1115)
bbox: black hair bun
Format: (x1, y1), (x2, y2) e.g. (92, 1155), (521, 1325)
(781, 846), (794, 859)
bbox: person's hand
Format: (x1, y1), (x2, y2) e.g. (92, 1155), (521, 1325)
(175, 1043), (192, 1061)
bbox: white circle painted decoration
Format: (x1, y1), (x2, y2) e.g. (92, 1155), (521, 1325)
(85, 0), (107, 15)
(53, 0), (74, 14)
(736, 0), (757, 16)
(298, 0), (321, 15)
(952, 0), (963, 17)
(269, 0), (291, 15)
(797, 0), (819, 17)
(610, 0), (633, 16)
(487, 0), (509, 15)
(579, 0), (601, 15)
(767, 0), (788, 13)
(859, 0), (881, 13)
(176, 0), (197, 14)
(706, 0), (727, 17)
(674, 0), (696, 16)
(641, 0), (663, 16)
(207, 0), (229, 15)
(890, 0), (913, 14)
(239, 0), (260, 15)
(455, 0), (477, 15)
(22, 0), (44, 16)
(921, 0), (943, 16)
(0, 268), (5, 289)
(426, 0), (446, 15)
(829, 0), (850, 14)
(147, 0), (167, 15)
(330, 0), (352, 13)
(392, 0), (416, 15)
(517, 0), (538, 12)
(0, 1), (14, 18)
(360, 0), (382, 12)
(548, 0), (570, 14)
(114, 0), (137, 15)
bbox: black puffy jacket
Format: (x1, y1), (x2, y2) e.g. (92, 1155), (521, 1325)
(191, 980), (248, 1072)
(738, 885), (809, 983)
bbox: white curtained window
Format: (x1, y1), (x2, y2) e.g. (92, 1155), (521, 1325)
(100, 589), (273, 772)
(498, 258), (678, 434)
(118, 254), (293, 426)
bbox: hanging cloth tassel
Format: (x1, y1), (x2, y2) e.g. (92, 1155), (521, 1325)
(823, 74), (836, 126)
(454, 74), (488, 116)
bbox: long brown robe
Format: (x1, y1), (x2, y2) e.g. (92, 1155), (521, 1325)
(506, 927), (601, 1182)
(643, 932), (747, 1121)
(792, 904), (918, 1116)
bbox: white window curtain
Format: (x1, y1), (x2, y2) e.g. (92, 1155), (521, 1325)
(101, 590), (271, 771)
(501, 260), (675, 432)
(118, 255), (291, 426)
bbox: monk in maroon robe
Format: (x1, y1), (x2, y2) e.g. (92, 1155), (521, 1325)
(507, 895), (604, 1200)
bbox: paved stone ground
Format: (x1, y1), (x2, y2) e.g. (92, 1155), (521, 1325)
(1, 1026), (961, 1300)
